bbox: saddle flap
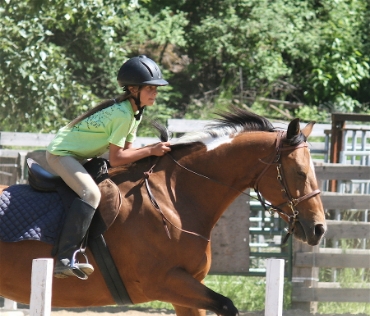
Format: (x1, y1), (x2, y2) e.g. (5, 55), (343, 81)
(90, 178), (122, 238)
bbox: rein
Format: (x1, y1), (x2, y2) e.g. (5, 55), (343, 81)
(143, 131), (320, 243)
(143, 163), (211, 242)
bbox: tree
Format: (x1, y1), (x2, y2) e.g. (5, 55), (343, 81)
(0, 0), (187, 132)
(1, 0), (369, 133)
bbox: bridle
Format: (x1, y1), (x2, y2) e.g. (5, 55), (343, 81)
(253, 131), (320, 243)
(144, 131), (320, 243)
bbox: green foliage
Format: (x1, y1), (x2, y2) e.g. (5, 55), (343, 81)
(1, 0), (370, 132)
(307, 1), (370, 112)
(292, 106), (330, 123)
(0, 0), (186, 133)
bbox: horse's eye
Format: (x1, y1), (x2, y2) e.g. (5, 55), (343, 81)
(297, 171), (307, 179)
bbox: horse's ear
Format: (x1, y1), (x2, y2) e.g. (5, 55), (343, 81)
(301, 121), (316, 138)
(287, 118), (300, 139)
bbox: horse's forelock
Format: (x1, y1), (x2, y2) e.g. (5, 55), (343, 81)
(284, 132), (307, 146)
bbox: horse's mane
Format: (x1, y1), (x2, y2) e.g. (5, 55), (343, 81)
(109, 107), (306, 175)
(171, 107), (275, 147)
(206, 107), (275, 136)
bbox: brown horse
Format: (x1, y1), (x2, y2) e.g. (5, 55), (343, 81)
(0, 109), (326, 316)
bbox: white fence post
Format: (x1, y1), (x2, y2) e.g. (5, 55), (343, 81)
(3, 298), (17, 310)
(265, 259), (285, 316)
(30, 258), (54, 316)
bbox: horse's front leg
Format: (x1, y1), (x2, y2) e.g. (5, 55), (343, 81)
(149, 267), (238, 316)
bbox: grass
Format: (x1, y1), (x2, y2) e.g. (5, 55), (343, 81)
(317, 262), (370, 314)
(318, 301), (370, 315)
(133, 275), (291, 312)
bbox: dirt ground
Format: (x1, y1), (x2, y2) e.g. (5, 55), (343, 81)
(46, 307), (368, 316)
(3, 304), (368, 316)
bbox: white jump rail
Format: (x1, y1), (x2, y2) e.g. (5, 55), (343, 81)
(265, 259), (285, 316)
(30, 259), (53, 316)
(1, 259), (53, 316)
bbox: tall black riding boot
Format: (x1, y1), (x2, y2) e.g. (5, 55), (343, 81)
(54, 198), (96, 280)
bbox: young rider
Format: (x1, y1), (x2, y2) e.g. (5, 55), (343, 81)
(46, 55), (171, 279)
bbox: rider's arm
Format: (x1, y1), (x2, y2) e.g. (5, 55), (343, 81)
(109, 141), (171, 167)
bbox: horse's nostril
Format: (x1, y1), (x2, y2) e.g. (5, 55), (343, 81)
(314, 224), (325, 237)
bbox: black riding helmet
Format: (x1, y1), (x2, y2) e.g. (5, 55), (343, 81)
(117, 55), (168, 120)
(117, 55), (168, 87)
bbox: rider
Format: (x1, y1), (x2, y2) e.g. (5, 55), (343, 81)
(46, 55), (171, 279)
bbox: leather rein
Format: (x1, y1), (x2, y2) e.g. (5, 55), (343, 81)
(143, 131), (320, 243)
(143, 165), (211, 242)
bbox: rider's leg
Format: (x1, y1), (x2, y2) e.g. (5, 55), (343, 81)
(46, 152), (101, 279)
(53, 198), (96, 279)
(46, 152), (101, 208)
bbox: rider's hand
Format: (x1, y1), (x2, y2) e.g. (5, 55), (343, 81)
(151, 142), (171, 156)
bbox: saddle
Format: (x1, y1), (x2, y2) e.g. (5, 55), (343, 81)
(27, 157), (122, 239)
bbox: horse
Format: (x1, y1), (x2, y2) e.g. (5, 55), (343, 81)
(0, 108), (326, 316)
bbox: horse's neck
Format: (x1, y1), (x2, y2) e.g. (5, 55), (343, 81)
(171, 132), (277, 227)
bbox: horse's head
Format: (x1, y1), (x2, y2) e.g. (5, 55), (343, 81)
(255, 118), (326, 246)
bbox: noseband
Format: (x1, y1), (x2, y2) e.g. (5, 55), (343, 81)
(254, 132), (321, 243)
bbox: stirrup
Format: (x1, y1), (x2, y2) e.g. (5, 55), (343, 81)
(70, 249), (94, 280)
(54, 259), (87, 280)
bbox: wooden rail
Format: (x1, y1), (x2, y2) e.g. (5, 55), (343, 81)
(0, 131), (158, 184)
(292, 164), (370, 312)
(292, 220), (370, 304)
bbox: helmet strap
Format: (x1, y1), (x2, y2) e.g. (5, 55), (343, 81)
(133, 90), (144, 121)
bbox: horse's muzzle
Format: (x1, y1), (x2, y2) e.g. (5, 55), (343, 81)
(294, 221), (327, 246)
(306, 222), (327, 246)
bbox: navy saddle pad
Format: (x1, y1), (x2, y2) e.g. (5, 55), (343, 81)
(0, 184), (65, 244)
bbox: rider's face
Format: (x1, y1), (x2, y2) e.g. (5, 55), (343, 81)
(139, 86), (158, 106)
(129, 85), (158, 107)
